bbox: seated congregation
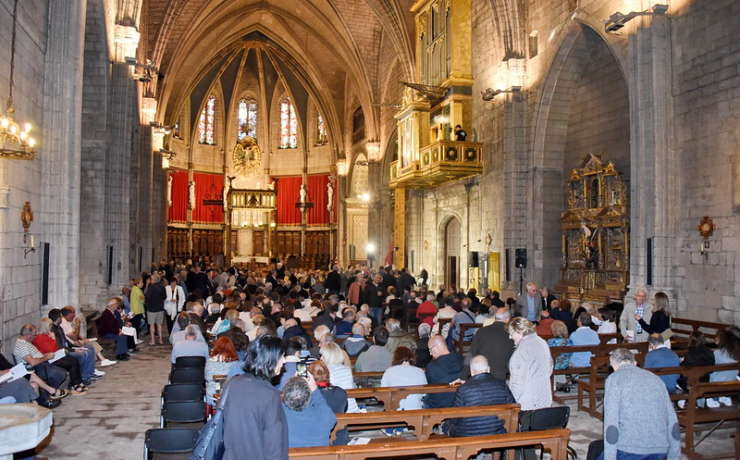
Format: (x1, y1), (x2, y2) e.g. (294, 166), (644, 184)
(5, 260), (738, 459)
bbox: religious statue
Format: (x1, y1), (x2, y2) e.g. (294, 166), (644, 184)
(188, 180), (196, 210)
(167, 175), (173, 208)
(232, 136), (262, 174)
(581, 223), (599, 269)
(326, 177), (334, 213)
(299, 183), (308, 204)
(21, 201), (33, 233)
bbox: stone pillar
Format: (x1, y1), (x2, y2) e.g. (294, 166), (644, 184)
(625, 11), (679, 309)
(41, 0), (87, 307)
(394, 187), (407, 268)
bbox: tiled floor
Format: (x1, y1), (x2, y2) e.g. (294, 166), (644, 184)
(33, 344), (735, 459)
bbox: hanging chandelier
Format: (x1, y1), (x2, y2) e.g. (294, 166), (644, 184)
(0, 0), (37, 160)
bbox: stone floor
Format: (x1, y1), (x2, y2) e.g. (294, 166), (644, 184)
(32, 343), (735, 459)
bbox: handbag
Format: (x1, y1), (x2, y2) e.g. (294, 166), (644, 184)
(191, 381), (231, 460)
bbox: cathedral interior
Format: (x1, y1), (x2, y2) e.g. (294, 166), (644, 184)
(0, 0), (740, 456)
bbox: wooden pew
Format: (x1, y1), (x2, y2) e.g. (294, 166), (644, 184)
(455, 323), (484, 354)
(550, 341), (649, 403)
(331, 404), (520, 442)
(352, 371), (383, 388)
(347, 383), (456, 411)
(290, 428), (571, 460)
(670, 317), (728, 341)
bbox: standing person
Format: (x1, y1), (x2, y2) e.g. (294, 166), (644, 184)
(130, 279), (146, 334)
(468, 309), (514, 381)
(164, 277), (186, 337)
(507, 317), (553, 411)
(145, 273), (167, 345)
(619, 287), (653, 343)
(587, 348), (680, 460)
(540, 287), (557, 311)
(637, 291), (671, 338)
(325, 266), (341, 295)
(363, 275), (383, 327)
(516, 282), (543, 323)
(223, 336), (288, 460)
(419, 268), (429, 287)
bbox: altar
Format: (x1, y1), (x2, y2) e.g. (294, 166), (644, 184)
(556, 154), (629, 306)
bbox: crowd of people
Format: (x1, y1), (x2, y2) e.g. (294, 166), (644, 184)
(3, 255), (739, 460)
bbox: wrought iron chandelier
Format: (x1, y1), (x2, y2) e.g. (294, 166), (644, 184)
(0, 0), (37, 159)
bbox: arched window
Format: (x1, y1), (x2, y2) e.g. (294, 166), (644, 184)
(198, 96), (216, 144)
(237, 98), (258, 140)
(279, 97), (297, 149)
(316, 111), (327, 145)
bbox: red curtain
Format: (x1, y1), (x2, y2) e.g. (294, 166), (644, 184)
(274, 176), (302, 225)
(308, 174), (332, 225)
(168, 169), (188, 222)
(192, 172), (224, 223)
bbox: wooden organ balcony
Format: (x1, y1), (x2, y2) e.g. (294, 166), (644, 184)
(389, 140), (483, 189)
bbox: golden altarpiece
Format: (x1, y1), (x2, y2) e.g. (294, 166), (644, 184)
(556, 154), (629, 305)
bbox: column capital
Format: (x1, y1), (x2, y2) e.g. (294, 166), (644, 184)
(113, 24), (140, 63)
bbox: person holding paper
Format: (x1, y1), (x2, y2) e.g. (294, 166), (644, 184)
(60, 306), (117, 367)
(49, 309), (104, 382)
(33, 319), (89, 393)
(97, 298), (132, 361)
(0, 349), (60, 406)
(13, 324), (82, 396)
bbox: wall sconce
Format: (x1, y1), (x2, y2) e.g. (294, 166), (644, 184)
(605, 4), (669, 33)
(21, 201), (35, 257)
(697, 216), (715, 257)
(365, 141), (382, 162)
(359, 192), (371, 203)
(159, 150), (175, 169)
(125, 57), (157, 83)
(151, 122), (171, 152)
(481, 86), (521, 101)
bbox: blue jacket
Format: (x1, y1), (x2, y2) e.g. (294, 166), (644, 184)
(644, 347), (680, 392)
(445, 373), (515, 437)
(569, 327), (600, 368)
(283, 389), (337, 448)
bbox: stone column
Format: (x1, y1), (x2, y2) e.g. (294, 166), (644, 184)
(41, 0), (87, 307)
(625, 11), (679, 309)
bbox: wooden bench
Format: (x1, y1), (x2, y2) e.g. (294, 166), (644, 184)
(352, 372), (383, 388)
(670, 317), (728, 341)
(455, 323), (484, 354)
(347, 383), (456, 411)
(331, 404), (520, 442)
(550, 341), (648, 403)
(290, 428), (571, 460)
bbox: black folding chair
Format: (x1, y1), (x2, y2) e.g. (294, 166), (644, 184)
(161, 400), (207, 428)
(173, 356), (206, 369)
(162, 383), (205, 405)
(169, 367), (205, 385)
(519, 406), (577, 460)
(143, 428), (199, 460)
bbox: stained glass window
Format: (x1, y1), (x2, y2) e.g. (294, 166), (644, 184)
(237, 98), (258, 140)
(199, 96), (216, 144)
(280, 97), (297, 149)
(316, 111), (327, 145)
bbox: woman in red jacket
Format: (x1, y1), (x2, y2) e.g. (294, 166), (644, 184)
(33, 318), (87, 394)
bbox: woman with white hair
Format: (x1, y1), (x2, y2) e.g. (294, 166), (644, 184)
(507, 317), (553, 411)
(320, 342), (359, 412)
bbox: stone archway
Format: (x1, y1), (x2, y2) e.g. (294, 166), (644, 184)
(531, 23), (631, 290)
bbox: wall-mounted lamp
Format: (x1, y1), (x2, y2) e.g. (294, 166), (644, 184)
(365, 242), (376, 255)
(125, 57), (157, 83)
(21, 201), (35, 258)
(359, 192), (371, 203)
(605, 4), (669, 33)
(365, 141), (382, 162)
(481, 86), (521, 101)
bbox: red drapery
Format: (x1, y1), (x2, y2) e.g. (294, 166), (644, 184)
(168, 169), (188, 222)
(192, 172), (224, 223)
(307, 174), (335, 225)
(274, 176), (302, 225)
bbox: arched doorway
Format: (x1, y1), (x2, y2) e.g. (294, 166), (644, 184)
(444, 217), (461, 290)
(533, 23), (630, 292)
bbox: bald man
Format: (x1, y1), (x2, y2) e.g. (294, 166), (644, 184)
(442, 355), (515, 437)
(423, 335), (463, 409)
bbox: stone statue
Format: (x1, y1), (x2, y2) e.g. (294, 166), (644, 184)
(188, 180), (196, 210)
(299, 183), (308, 204)
(167, 175), (173, 207)
(326, 178), (334, 213)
